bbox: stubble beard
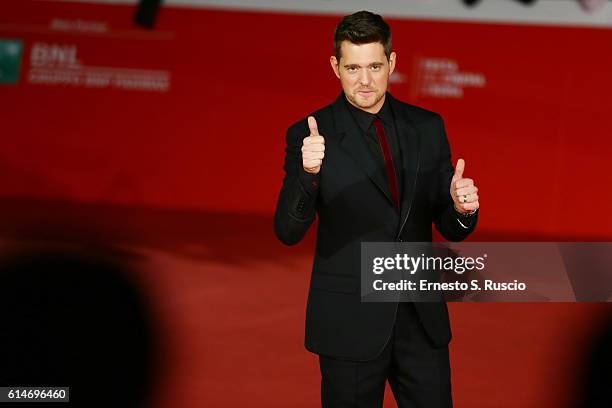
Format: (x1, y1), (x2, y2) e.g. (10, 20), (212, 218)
(349, 89), (385, 112)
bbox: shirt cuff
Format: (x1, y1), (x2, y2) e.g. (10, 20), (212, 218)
(455, 208), (477, 229)
(298, 168), (320, 196)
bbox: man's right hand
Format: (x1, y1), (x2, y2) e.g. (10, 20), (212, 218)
(302, 116), (325, 174)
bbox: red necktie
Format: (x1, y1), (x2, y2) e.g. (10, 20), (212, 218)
(373, 118), (400, 211)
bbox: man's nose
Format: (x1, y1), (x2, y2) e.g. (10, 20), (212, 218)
(358, 69), (372, 86)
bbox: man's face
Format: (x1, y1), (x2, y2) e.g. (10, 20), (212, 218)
(330, 41), (396, 114)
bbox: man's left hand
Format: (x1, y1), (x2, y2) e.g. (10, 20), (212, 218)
(450, 158), (479, 214)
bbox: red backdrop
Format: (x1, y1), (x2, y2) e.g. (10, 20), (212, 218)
(1, 2), (610, 407)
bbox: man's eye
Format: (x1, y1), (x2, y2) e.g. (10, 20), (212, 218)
(347, 67), (358, 72)
(371, 65), (381, 71)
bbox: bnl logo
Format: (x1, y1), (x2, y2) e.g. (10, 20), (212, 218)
(0, 39), (23, 84)
(30, 42), (81, 68)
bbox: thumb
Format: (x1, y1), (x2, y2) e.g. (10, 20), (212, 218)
(453, 158), (465, 180)
(308, 116), (319, 136)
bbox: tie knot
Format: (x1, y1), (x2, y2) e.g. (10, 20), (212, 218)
(373, 117), (384, 133)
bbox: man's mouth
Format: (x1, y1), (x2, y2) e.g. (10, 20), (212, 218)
(357, 90), (375, 97)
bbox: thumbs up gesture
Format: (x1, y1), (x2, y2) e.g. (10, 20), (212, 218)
(302, 116), (326, 174)
(451, 159), (479, 214)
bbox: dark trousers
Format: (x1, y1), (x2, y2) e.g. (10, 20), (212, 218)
(318, 302), (452, 408)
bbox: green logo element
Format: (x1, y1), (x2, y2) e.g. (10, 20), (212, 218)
(0, 39), (23, 84)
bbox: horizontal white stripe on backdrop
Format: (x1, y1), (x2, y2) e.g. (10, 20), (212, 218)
(45, 0), (612, 28)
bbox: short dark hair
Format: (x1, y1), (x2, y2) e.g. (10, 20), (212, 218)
(334, 10), (392, 61)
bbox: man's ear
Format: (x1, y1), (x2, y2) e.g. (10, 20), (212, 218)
(389, 51), (397, 75)
(330, 56), (341, 79)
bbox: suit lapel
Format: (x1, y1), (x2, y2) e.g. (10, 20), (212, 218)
(389, 95), (421, 237)
(332, 94), (394, 206)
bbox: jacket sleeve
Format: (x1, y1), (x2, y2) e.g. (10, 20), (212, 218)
(274, 120), (320, 246)
(432, 114), (478, 242)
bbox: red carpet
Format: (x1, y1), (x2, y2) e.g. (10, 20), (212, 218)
(0, 197), (608, 407)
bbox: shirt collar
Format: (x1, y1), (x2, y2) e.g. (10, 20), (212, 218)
(344, 92), (393, 133)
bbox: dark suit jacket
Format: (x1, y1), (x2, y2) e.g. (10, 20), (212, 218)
(274, 92), (477, 361)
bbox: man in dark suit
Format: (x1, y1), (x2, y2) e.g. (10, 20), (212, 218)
(274, 10), (479, 408)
